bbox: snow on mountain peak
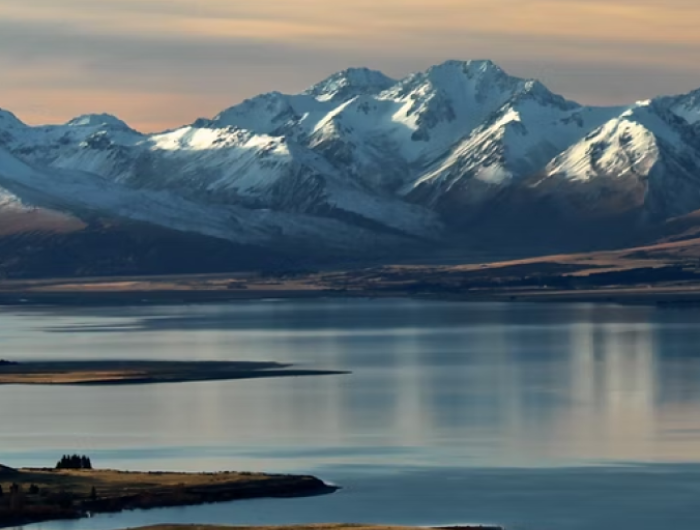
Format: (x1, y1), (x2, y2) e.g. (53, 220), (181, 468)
(388, 59), (525, 107)
(303, 67), (396, 101)
(428, 59), (503, 75)
(544, 101), (690, 187)
(0, 108), (26, 129)
(65, 113), (132, 130)
(206, 91), (301, 134)
(373, 59), (538, 163)
(506, 79), (579, 113)
(417, 61), (573, 112)
(420, 59), (518, 89)
(667, 87), (700, 125)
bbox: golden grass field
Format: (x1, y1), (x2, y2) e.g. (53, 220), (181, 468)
(0, 465), (336, 528)
(1, 468), (277, 498)
(2, 232), (700, 307)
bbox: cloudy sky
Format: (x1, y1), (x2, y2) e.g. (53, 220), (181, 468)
(1, 0), (698, 131)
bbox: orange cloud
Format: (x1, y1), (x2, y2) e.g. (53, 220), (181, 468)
(0, 0), (698, 131)
(2, 0), (698, 48)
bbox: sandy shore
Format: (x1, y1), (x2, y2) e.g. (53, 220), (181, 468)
(0, 360), (347, 386)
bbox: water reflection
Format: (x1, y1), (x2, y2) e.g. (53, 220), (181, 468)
(2, 300), (700, 470)
(4, 300), (700, 529)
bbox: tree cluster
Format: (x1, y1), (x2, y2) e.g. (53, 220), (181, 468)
(55, 455), (92, 470)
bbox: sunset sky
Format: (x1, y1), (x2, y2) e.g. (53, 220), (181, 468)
(1, 0), (699, 132)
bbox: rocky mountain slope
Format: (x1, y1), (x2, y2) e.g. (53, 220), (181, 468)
(1, 60), (699, 277)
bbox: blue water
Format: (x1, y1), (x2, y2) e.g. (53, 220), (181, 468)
(2, 299), (700, 530)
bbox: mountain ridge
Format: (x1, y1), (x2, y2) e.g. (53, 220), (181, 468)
(1, 59), (700, 277)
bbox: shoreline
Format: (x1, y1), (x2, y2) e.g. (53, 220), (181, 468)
(0, 468), (338, 529)
(1, 285), (700, 307)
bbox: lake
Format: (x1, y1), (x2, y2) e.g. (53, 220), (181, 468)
(2, 299), (700, 530)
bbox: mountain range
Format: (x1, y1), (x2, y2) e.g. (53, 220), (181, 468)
(1, 59), (700, 277)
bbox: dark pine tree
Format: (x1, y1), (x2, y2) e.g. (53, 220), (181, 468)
(57, 454), (93, 470)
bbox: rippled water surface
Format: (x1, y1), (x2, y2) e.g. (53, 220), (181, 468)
(3, 299), (700, 530)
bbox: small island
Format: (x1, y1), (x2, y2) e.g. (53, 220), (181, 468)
(0, 459), (337, 528)
(0, 360), (347, 386)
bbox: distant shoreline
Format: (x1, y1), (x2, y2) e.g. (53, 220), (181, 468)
(0, 288), (366, 307)
(1, 285), (700, 308)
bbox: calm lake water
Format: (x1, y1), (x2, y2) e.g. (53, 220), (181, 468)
(3, 299), (700, 530)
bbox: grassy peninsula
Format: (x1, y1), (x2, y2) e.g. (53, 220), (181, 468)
(0, 464), (336, 528)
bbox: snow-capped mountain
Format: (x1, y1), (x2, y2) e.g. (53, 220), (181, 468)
(518, 100), (700, 227)
(664, 88), (700, 125)
(1, 59), (700, 276)
(303, 67), (396, 102)
(404, 80), (623, 209)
